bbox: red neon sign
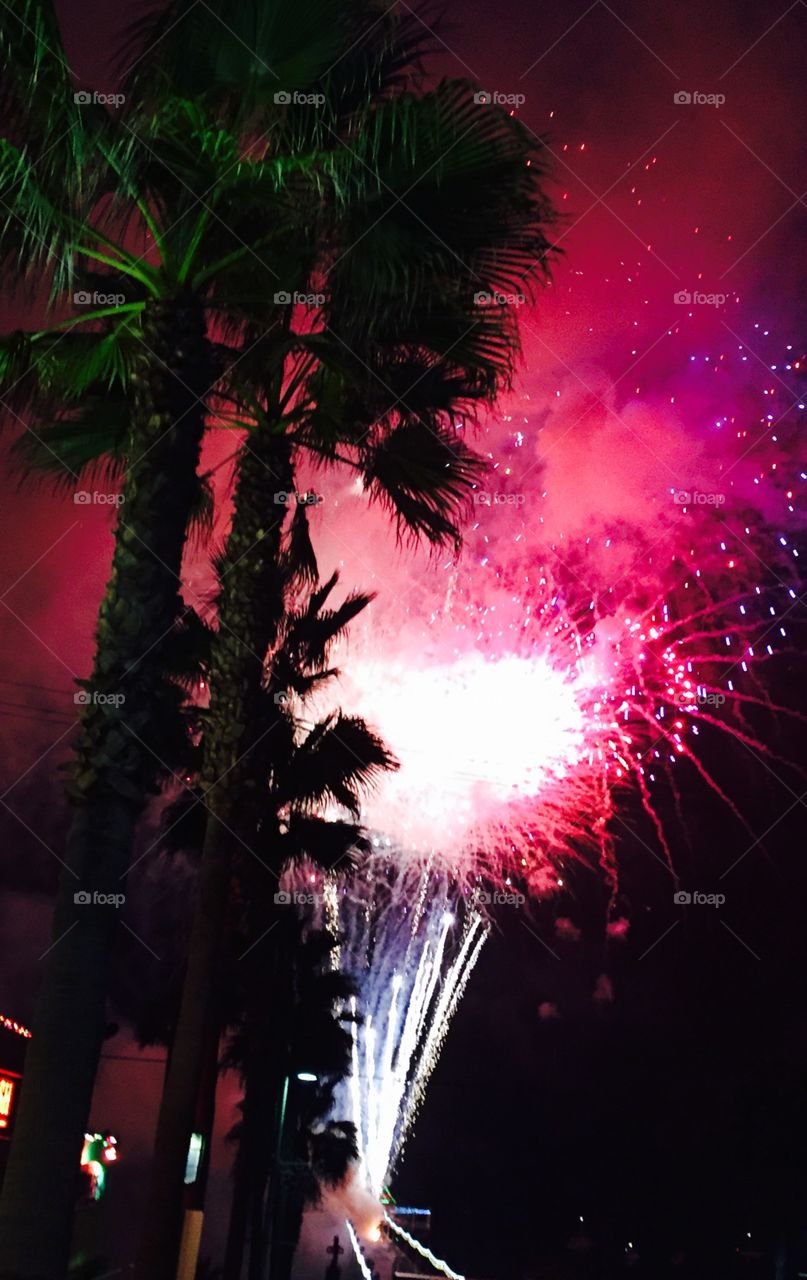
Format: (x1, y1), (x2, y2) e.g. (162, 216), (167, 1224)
(0, 1071), (20, 1134)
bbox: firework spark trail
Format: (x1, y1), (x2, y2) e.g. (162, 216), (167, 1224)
(294, 857), (489, 1198)
(383, 1213), (466, 1280)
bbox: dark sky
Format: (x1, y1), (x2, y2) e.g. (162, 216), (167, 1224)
(1, 1), (806, 1278)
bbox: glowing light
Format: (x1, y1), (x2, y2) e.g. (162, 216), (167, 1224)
(0, 1014), (31, 1039)
(80, 1133), (118, 1200)
(184, 1132), (204, 1185)
(384, 1212), (466, 1280)
(337, 651), (589, 856)
(346, 1220), (375, 1280)
(0, 1073), (18, 1130)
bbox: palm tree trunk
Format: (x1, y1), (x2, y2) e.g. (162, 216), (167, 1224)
(223, 1122), (251, 1280)
(135, 427), (294, 1280)
(226, 868), (290, 1280)
(224, 1050), (278, 1280)
(0, 293), (211, 1280)
(269, 1175), (307, 1280)
(247, 1040), (288, 1280)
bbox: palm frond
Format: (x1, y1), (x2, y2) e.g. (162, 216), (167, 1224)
(279, 499), (319, 587)
(0, 0), (133, 299)
(273, 713), (397, 815)
(276, 588), (375, 686)
(10, 398), (128, 492)
(0, 319), (141, 420)
(328, 78), (557, 322)
(361, 418), (485, 548)
(188, 470), (216, 543)
(308, 1122), (359, 1193)
(0, 2), (93, 225)
(0, 139), (76, 296)
(161, 609), (214, 690)
(121, 0), (430, 145)
(284, 814), (368, 868)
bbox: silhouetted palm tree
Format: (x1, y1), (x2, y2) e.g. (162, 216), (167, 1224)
(0, 5), (384, 1269)
(109, 557), (391, 1280)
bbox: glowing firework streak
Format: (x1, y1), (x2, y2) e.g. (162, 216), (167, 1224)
(346, 1219), (375, 1280)
(383, 1212), (466, 1280)
(307, 858), (488, 1197)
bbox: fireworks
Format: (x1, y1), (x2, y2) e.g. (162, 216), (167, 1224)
(290, 334), (803, 1220)
(290, 857), (487, 1197)
(286, 189), (804, 1213)
(262, 100), (807, 1280)
(335, 640), (605, 890)
(319, 509), (799, 899)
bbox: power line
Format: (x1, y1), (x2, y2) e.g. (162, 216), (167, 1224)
(0, 676), (74, 698)
(100, 1052), (167, 1064)
(0, 675), (77, 727)
(0, 698), (74, 718)
(0, 701), (75, 726)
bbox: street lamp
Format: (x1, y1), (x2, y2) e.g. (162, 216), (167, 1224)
(267, 1070), (320, 1278)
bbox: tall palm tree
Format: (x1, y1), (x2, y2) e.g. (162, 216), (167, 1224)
(149, 563), (396, 1280)
(0, 9), (221, 1271)
(109, 561), (393, 1280)
(0, 1), (439, 1273)
(218, 574), (393, 1280)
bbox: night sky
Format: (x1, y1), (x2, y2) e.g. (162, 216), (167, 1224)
(1, 1), (807, 1277)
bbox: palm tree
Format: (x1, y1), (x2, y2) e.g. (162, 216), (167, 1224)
(139, 60), (555, 1275)
(0, 3), (459, 1273)
(163, 568), (394, 1280)
(108, 560), (393, 1280)
(219, 576), (393, 1280)
(0, 9), (225, 1270)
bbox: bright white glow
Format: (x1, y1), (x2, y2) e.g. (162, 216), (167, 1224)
(333, 652), (589, 851)
(353, 652), (586, 791)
